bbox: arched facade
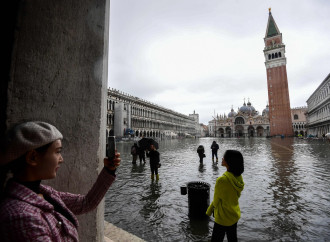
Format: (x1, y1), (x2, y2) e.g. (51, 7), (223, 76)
(208, 100), (270, 137)
(107, 88), (198, 139)
(209, 99), (308, 138)
(306, 73), (330, 137)
(291, 107), (308, 137)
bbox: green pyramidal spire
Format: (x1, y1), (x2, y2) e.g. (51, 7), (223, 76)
(266, 8), (280, 37)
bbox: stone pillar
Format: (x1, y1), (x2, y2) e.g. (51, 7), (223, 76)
(2, 1), (110, 241)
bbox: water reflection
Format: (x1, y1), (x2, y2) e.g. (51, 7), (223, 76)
(105, 138), (330, 241)
(131, 162), (146, 173)
(268, 138), (303, 240)
(141, 183), (162, 219)
(186, 217), (210, 242)
(198, 164), (206, 173)
(211, 163), (219, 173)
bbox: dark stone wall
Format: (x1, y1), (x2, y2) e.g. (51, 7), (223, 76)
(2, 1), (110, 241)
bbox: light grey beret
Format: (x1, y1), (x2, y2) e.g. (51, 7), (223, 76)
(0, 121), (63, 166)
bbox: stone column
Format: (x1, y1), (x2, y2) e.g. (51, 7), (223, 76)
(3, 1), (110, 241)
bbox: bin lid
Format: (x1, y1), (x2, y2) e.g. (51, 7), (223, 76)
(187, 181), (210, 190)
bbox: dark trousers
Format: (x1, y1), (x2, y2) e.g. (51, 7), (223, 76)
(198, 154), (204, 163)
(150, 164), (158, 175)
(212, 150), (218, 159)
(132, 155), (137, 164)
(139, 153), (145, 162)
(211, 222), (237, 242)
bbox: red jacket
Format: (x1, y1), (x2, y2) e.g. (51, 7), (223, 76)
(0, 168), (115, 242)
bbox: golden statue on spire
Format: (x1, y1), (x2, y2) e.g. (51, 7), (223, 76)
(269, 8), (271, 13)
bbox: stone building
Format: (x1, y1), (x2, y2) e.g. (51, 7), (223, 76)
(306, 73), (330, 137)
(107, 88), (198, 139)
(189, 111), (201, 137)
(208, 100), (307, 138)
(291, 107), (307, 136)
(208, 100), (270, 137)
(263, 9), (293, 136)
(199, 124), (209, 137)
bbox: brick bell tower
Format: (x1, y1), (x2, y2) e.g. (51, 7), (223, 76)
(263, 8), (293, 136)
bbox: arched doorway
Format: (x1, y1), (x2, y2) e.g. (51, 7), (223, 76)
(219, 128), (224, 137)
(248, 125), (255, 137)
(225, 127), (231, 137)
(256, 126), (264, 136)
(235, 125), (244, 137)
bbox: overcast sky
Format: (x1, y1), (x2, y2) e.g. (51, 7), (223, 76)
(108, 0), (330, 124)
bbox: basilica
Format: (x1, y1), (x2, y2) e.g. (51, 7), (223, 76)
(208, 100), (270, 137)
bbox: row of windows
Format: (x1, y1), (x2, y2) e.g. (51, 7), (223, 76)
(107, 100), (115, 111)
(108, 98), (192, 125)
(268, 52), (282, 60)
(309, 103), (330, 122)
(308, 81), (330, 107)
(107, 113), (194, 132)
(107, 114), (114, 125)
(293, 124), (305, 129)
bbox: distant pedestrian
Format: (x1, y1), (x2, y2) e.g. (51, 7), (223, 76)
(131, 143), (138, 164)
(206, 150), (245, 242)
(138, 146), (146, 163)
(146, 144), (160, 181)
(197, 145), (205, 164)
(211, 141), (219, 162)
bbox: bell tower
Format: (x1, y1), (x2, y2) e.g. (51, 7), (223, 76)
(263, 9), (293, 136)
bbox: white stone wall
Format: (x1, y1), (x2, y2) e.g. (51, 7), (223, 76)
(306, 74), (330, 136)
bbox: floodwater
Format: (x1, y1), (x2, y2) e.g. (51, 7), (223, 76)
(104, 137), (330, 241)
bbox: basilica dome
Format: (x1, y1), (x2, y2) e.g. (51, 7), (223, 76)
(239, 101), (252, 115)
(247, 100), (256, 112)
(239, 99), (257, 115)
(262, 104), (269, 116)
(228, 107), (237, 117)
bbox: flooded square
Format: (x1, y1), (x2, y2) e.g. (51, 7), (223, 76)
(105, 137), (330, 241)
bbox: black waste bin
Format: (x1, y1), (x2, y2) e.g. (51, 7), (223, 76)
(182, 181), (210, 218)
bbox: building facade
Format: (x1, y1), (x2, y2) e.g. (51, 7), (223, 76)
(208, 100), (270, 137)
(199, 124), (209, 137)
(208, 100), (307, 138)
(264, 9), (293, 136)
(306, 73), (330, 137)
(291, 107), (307, 136)
(107, 88), (198, 139)
(189, 111), (201, 137)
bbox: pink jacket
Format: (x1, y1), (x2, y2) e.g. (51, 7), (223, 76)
(0, 168), (115, 242)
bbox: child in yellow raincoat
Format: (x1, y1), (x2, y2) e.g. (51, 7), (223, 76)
(206, 150), (245, 242)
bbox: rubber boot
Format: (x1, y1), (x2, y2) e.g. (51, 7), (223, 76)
(156, 174), (159, 181)
(212, 157), (214, 162)
(151, 174), (154, 180)
(216, 158), (218, 163)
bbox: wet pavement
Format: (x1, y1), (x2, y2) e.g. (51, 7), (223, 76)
(105, 137), (330, 241)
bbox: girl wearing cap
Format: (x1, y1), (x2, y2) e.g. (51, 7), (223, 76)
(0, 121), (120, 241)
(206, 150), (245, 242)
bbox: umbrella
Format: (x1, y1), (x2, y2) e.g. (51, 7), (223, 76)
(325, 133), (330, 138)
(138, 138), (159, 150)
